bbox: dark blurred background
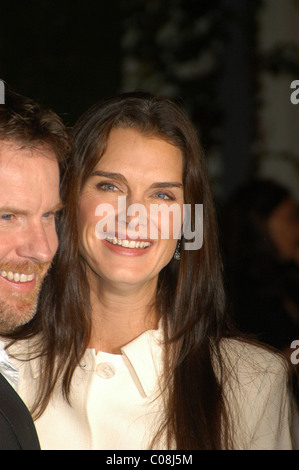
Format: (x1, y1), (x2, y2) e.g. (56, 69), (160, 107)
(2, 0), (299, 358)
(1, 0), (299, 202)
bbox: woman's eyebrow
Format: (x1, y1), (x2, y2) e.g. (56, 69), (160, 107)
(150, 182), (183, 189)
(90, 171), (183, 189)
(90, 170), (127, 184)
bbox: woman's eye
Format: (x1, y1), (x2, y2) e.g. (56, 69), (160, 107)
(96, 182), (117, 191)
(154, 192), (173, 201)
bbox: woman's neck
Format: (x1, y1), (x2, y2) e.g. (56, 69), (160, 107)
(87, 277), (159, 354)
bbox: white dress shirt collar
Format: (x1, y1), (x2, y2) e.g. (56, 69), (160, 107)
(0, 339), (18, 389)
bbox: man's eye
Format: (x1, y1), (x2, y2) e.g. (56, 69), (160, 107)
(1, 214), (14, 221)
(42, 212), (57, 220)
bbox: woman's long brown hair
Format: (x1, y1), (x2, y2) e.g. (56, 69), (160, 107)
(9, 92), (235, 449)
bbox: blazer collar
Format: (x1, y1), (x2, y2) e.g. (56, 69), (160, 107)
(14, 325), (165, 398)
(120, 325), (164, 398)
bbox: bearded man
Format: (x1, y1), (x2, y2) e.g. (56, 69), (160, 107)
(0, 83), (71, 449)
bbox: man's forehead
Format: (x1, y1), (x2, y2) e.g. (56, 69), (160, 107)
(0, 141), (59, 184)
(0, 139), (57, 161)
(0, 142), (61, 212)
(0, 139), (24, 155)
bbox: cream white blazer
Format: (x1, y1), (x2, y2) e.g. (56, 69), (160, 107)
(8, 330), (296, 450)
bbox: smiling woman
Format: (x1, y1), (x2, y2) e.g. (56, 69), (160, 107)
(79, 127), (184, 300)
(8, 92), (297, 450)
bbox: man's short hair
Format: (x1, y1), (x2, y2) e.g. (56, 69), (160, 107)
(0, 81), (72, 167)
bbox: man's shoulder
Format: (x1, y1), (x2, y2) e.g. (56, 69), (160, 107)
(0, 372), (40, 449)
(0, 380), (22, 449)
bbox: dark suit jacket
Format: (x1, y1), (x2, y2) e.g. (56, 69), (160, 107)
(0, 372), (40, 449)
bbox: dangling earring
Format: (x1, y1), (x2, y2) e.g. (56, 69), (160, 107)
(173, 240), (181, 260)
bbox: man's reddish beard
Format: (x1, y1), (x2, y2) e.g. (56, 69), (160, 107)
(0, 260), (51, 332)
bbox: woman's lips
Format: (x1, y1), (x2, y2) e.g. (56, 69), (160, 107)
(105, 234), (151, 249)
(103, 234), (153, 256)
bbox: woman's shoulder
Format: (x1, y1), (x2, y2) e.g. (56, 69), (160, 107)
(220, 337), (288, 373)
(218, 338), (294, 449)
(218, 337), (290, 395)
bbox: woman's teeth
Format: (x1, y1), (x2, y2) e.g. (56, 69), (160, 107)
(105, 236), (151, 249)
(0, 270), (35, 283)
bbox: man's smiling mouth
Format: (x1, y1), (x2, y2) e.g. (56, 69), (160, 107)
(0, 270), (35, 283)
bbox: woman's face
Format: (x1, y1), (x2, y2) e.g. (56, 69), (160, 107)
(79, 127), (184, 290)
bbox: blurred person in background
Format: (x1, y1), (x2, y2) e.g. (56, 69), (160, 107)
(221, 178), (299, 358)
